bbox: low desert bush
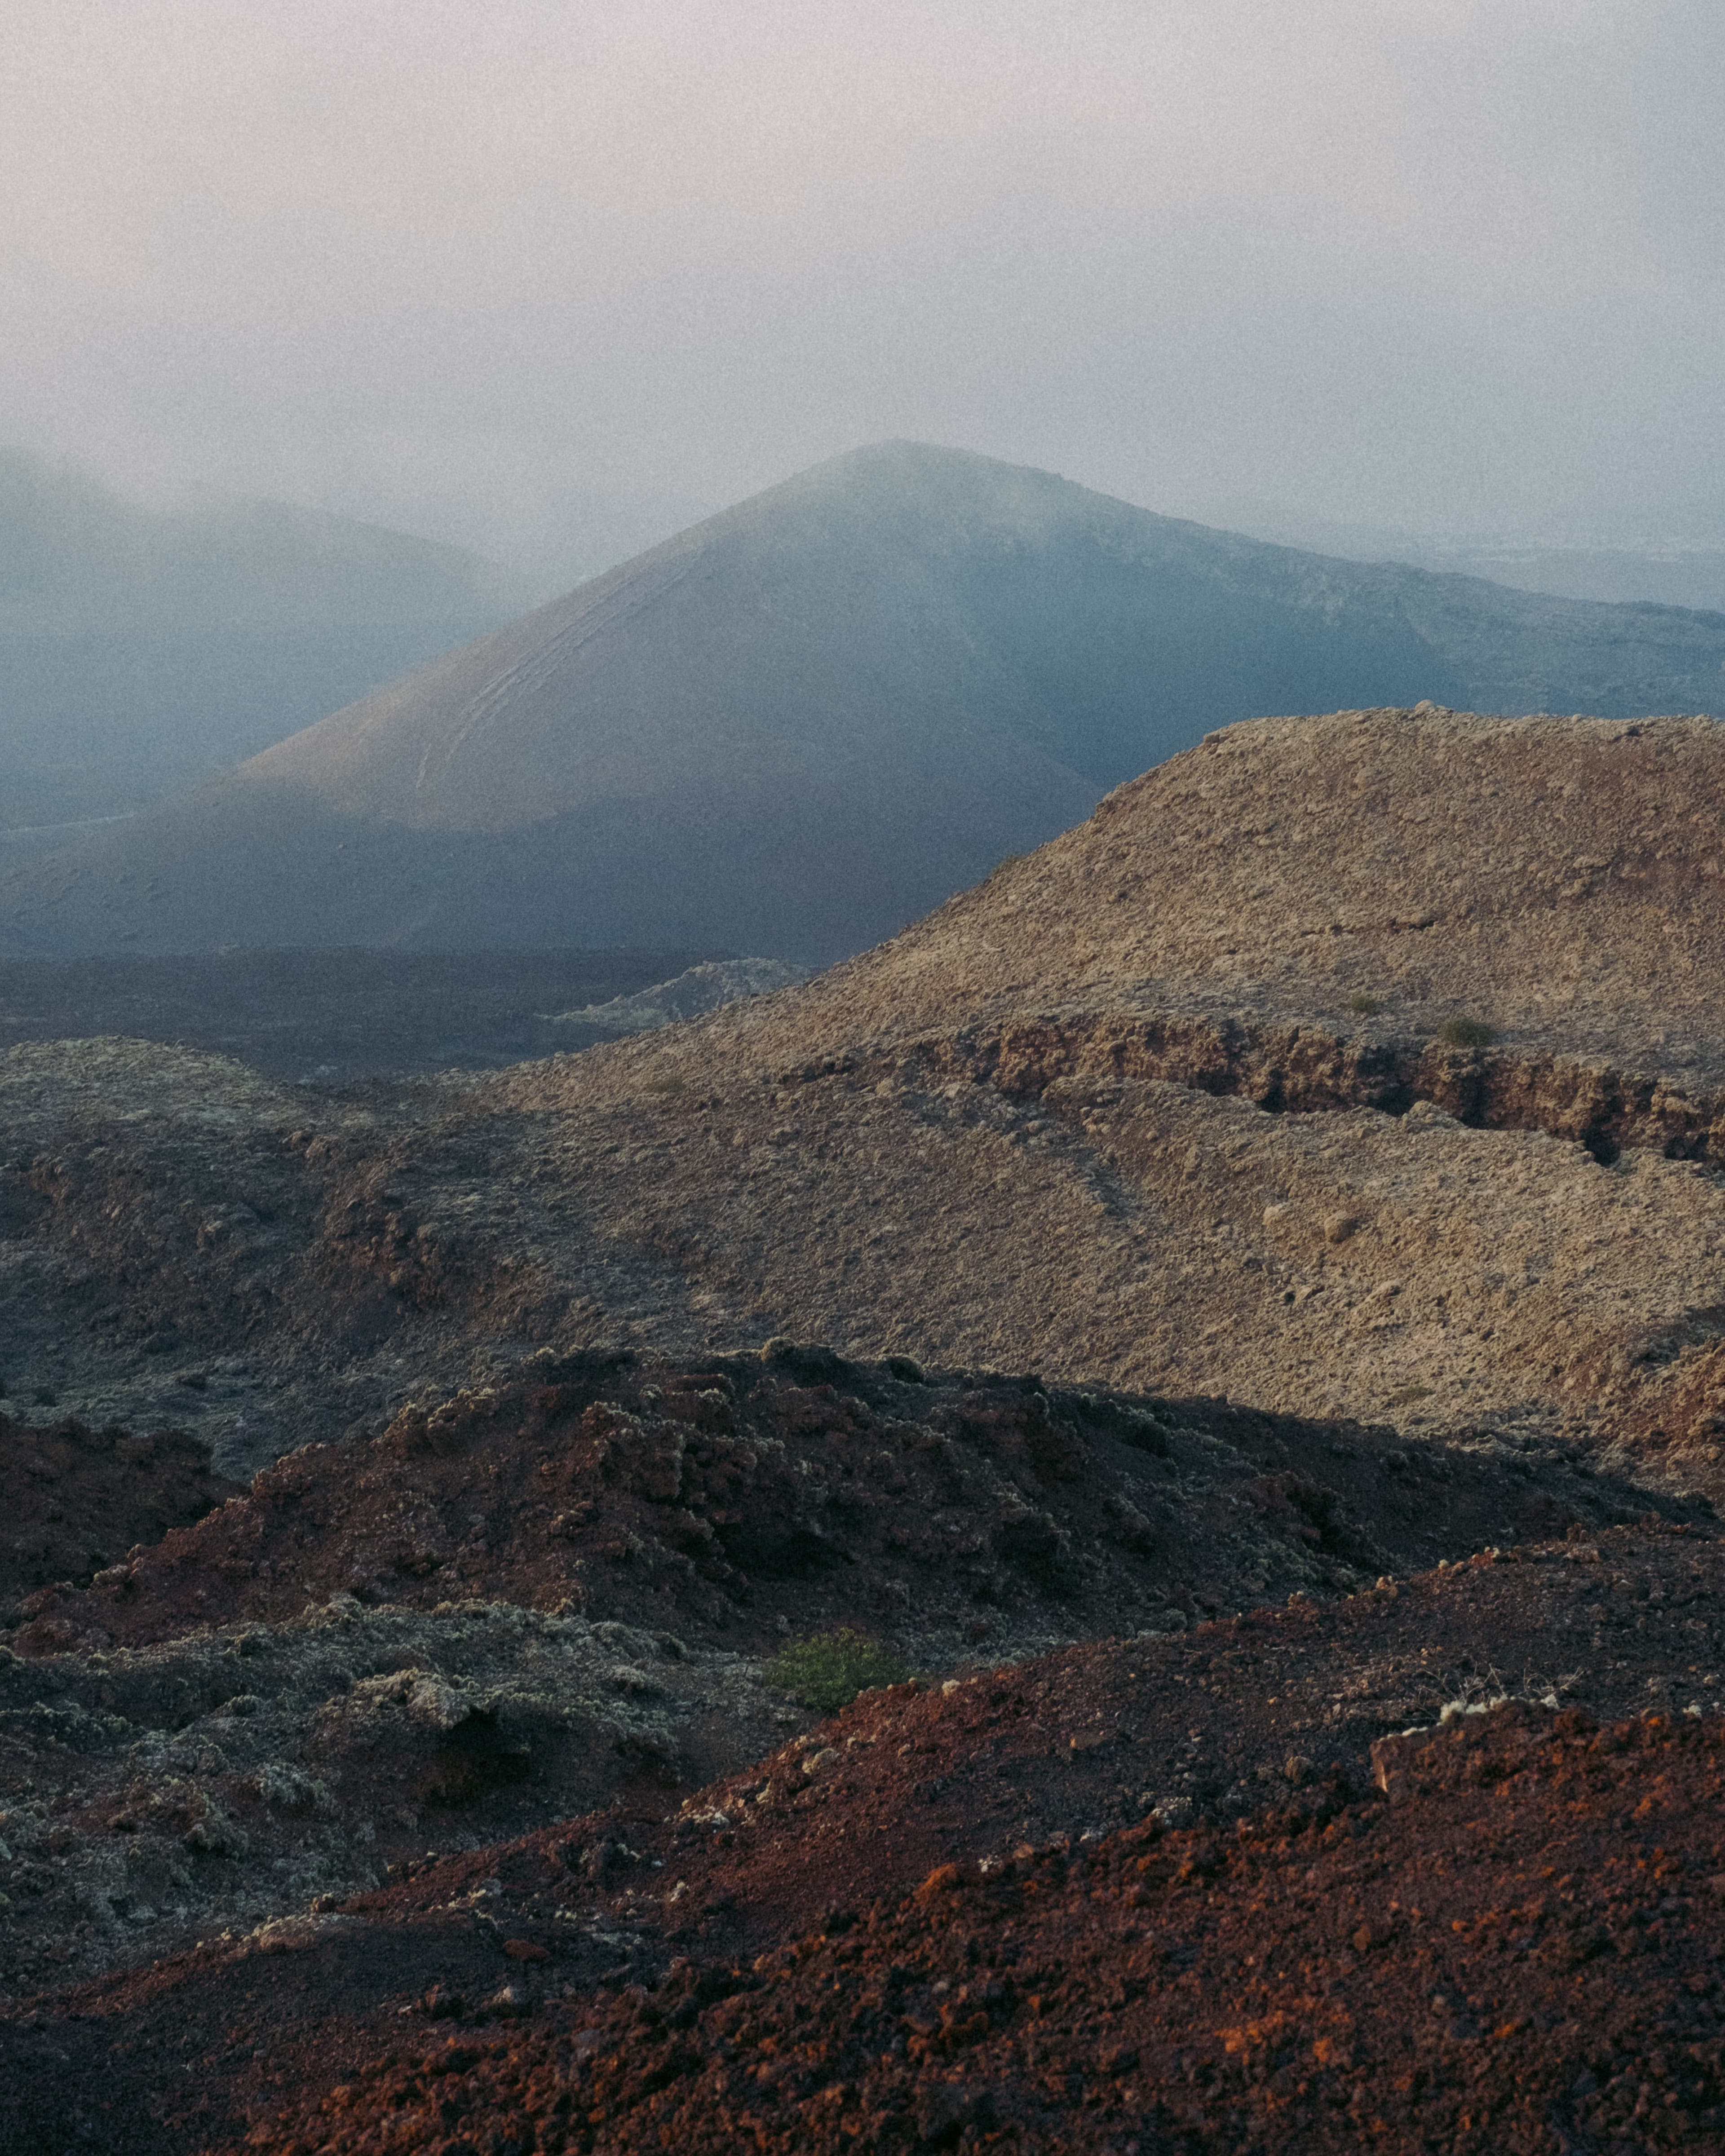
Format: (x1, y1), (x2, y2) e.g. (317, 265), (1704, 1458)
(1436, 1015), (1496, 1049)
(1346, 993), (1384, 1015)
(766, 1627), (912, 1712)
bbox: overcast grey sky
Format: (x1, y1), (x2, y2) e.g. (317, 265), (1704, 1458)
(5, 0), (1722, 581)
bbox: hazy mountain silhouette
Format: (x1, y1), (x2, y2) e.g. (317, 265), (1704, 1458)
(0, 449), (522, 830)
(7, 441), (1725, 963)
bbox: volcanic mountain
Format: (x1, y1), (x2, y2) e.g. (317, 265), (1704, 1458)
(7, 443), (1725, 961)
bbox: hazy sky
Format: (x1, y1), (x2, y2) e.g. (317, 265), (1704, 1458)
(5, 0), (1722, 581)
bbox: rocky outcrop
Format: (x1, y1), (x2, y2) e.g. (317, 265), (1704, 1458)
(0, 1413), (240, 1605)
(917, 1008), (1725, 1164)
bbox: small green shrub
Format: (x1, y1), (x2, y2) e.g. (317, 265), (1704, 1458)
(1346, 993), (1383, 1015)
(765, 1628), (912, 1713)
(1436, 1015), (1496, 1050)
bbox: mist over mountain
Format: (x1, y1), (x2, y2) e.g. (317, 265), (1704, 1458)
(7, 441), (1725, 966)
(0, 450), (525, 832)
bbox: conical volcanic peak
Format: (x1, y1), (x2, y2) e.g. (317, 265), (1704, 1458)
(229, 442), (1127, 836)
(7, 446), (1725, 962)
(227, 442), (1725, 843)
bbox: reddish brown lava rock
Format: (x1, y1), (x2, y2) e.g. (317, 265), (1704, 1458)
(330, 1520), (1722, 1975)
(7, 1526), (1716, 2147)
(228, 1704), (1725, 2155)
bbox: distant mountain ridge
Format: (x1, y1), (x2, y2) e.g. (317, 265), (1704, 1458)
(0, 449), (524, 828)
(1229, 504), (1725, 614)
(0, 450), (523, 625)
(6, 441), (1725, 961)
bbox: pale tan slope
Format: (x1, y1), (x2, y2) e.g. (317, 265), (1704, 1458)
(8, 1028), (1724, 1499)
(459, 1055), (1725, 1487)
(641, 702), (1725, 1085)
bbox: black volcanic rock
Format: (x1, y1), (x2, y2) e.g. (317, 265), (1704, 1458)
(8, 442), (1725, 963)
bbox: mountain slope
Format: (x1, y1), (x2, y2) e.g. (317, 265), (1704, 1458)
(8, 443), (1725, 962)
(658, 702), (1725, 1080)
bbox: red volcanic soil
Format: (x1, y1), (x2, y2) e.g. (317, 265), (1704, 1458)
(0, 1409), (239, 1609)
(9, 1347), (1681, 1665)
(226, 1704), (1725, 2154)
(330, 1519), (1725, 1982)
(7, 1522), (1725, 2156)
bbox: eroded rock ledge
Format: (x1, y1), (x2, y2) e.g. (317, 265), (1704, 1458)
(837, 1009), (1725, 1165)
